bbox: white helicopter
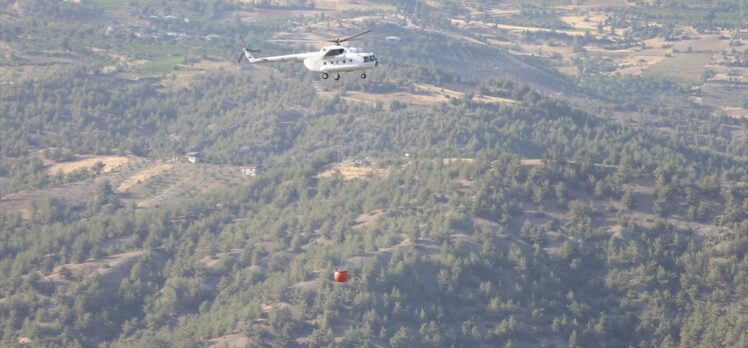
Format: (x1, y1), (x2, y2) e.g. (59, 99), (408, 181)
(237, 30), (379, 80)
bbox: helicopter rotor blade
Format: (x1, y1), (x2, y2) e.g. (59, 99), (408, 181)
(266, 30), (376, 46)
(236, 36), (247, 64)
(341, 29), (371, 42)
(326, 29), (371, 44)
(266, 39), (321, 43)
(344, 35), (389, 42)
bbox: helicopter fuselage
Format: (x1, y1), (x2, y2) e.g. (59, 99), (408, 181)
(307, 46), (379, 73)
(243, 45), (378, 80)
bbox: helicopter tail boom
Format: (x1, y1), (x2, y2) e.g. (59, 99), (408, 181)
(239, 48), (261, 63)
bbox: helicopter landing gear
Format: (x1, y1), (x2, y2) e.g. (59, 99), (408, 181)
(322, 73), (329, 80)
(334, 73), (341, 81)
(360, 73), (367, 79)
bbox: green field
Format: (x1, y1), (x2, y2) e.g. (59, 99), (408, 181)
(645, 53), (712, 84)
(90, 0), (161, 11)
(138, 55), (186, 74)
(618, 6), (748, 27)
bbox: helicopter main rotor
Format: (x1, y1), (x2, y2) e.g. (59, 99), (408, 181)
(267, 29), (375, 46)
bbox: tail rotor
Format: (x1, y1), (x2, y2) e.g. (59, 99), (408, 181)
(236, 36), (260, 64)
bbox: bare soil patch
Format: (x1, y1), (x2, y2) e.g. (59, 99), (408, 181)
(116, 163), (173, 192)
(722, 107), (748, 119)
(200, 249), (243, 269)
(317, 163), (389, 180)
(521, 159), (544, 166)
(673, 35), (730, 52)
(47, 156), (129, 175)
(456, 20), (590, 37)
(569, 0), (633, 8)
(0, 156), (146, 217)
(442, 158), (475, 165)
(353, 209), (383, 229)
(561, 13), (608, 31)
(44, 251), (144, 285)
(324, 83), (517, 106)
(207, 334), (250, 348)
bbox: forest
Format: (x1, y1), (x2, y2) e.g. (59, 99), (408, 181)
(1, 0), (748, 347)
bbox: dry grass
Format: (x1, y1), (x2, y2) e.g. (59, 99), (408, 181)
(314, 0), (394, 11)
(317, 163), (389, 180)
(521, 159), (544, 166)
(44, 251), (144, 284)
(561, 12), (608, 31)
(201, 249), (242, 269)
(710, 66), (748, 84)
(615, 53), (669, 76)
(97, 49), (148, 69)
(116, 163), (173, 193)
(583, 34), (735, 78)
(343, 89), (448, 105)
(508, 41), (577, 61)
(47, 156), (129, 175)
(414, 83), (463, 98)
(318, 81), (516, 106)
(520, 158), (618, 169)
(643, 37), (669, 48)
(583, 41), (670, 76)
(452, 19), (591, 38)
(335, 84), (517, 106)
(2, 159), (245, 217)
(477, 95), (518, 104)
(1, 158), (145, 218)
(354, 209), (383, 229)
(557, 66), (581, 76)
(160, 59), (246, 91)
(442, 158), (475, 165)
(722, 107), (748, 119)
(234, 6), (336, 21)
(673, 35), (730, 52)
(568, 0), (633, 8)
(207, 334), (250, 348)
(487, 9), (520, 16)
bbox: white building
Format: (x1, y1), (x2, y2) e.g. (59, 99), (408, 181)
(241, 164), (261, 177)
(185, 152), (199, 164)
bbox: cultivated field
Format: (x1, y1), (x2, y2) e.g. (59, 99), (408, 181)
(1, 158), (250, 216)
(646, 53), (712, 83)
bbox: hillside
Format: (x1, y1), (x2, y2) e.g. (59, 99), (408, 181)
(1, 0), (748, 347)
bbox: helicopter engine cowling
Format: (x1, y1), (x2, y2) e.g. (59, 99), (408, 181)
(304, 57), (318, 72)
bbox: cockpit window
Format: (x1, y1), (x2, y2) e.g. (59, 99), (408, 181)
(323, 48), (344, 57)
(364, 56), (369, 62)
